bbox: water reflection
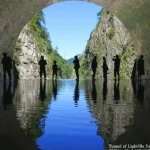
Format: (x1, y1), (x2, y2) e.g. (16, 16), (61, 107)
(40, 79), (46, 101)
(2, 81), (12, 110)
(73, 80), (79, 107)
(113, 80), (120, 104)
(91, 80), (97, 104)
(102, 80), (107, 102)
(52, 79), (57, 100)
(137, 81), (145, 107)
(0, 79), (150, 150)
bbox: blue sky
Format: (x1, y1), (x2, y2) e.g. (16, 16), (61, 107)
(43, 1), (102, 59)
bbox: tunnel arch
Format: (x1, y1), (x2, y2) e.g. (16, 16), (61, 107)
(0, 0), (150, 78)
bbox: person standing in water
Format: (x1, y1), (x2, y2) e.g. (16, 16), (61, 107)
(38, 56), (47, 79)
(73, 55), (80, 81)
(112, 55), (120, 80)
(91, 56), (97, 80)
(1, 52), (12, 82)
(102, 57), (108, 80)
(138, 55), (145, 80)
(52, 60), (58, 79)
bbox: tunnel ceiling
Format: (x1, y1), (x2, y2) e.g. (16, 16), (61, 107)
(0, 0), (150, 77)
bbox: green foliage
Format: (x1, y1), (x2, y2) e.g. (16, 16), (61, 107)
(28, 11), (73, 79)
(49, 48), (73, 79)
(28, 11), (52, 54)
(97, 8), (104, 19)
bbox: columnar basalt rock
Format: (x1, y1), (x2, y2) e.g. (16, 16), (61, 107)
(0, 0), (149, 78)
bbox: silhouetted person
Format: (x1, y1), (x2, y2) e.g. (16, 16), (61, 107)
(2, 81), (12, 110)
(52, 79), (58, 100)
(103, 80), (108, 102)
(40, 79), (46, 101)
(73, 55), (80, 80)
(91, 56), (97, 80)
(1, 52), (12, 81)
(73, 81), (79, 107)
(91, 80), (97, 104)
(131, 59), (137, 80)
(138, 55), (145, 80)
(112, 55), (120, 80)
(52, 60), (58, 79)
(39, 56), (47, 79)
(114, 80), (120, 104)
(102, 57), (108, 80)
(137, 81), (145, 107)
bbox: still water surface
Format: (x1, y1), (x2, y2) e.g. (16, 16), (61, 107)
(0, 79), (150, 150)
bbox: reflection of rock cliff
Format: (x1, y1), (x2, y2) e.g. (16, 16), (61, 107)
(84, 80), (134, 145)
(80, 9), (136, 79)
(14, 80), (53, 138)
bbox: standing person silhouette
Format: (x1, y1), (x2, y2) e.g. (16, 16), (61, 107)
(138, 55), (145, 81)
(131, 59), (137, 80)
(91, 56), (97, 80)
(1, 52), (12, 82)
(52, 60), (58, 79)
(73, 55), (80, 81)
(112, 55), (120, 80)
(102, 57), (108, 80)
(38, 56), (47, 79)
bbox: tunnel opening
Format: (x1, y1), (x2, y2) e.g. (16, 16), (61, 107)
(0, 0), (149, 80)
(13, 1), (136, 80)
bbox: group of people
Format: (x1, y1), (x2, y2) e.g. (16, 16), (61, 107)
(73, 54), (145, 81)
(1, 52), (145, 81)
(38, 56), (58, 79)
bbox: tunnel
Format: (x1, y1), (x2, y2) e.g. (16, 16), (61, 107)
(0, 0), (150, 78)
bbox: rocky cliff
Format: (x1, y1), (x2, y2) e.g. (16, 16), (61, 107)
(14, 25), (51, 79)
(80, 9), (136, 79)
(13, 11), (72, 79)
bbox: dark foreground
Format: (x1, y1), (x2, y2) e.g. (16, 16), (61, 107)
(0, 79), (150, 150)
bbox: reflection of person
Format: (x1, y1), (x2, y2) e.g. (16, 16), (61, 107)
(73, 56), (80, 81)
(114, 80), (120, 104)
(2, 82), (12, 110)
(137, 81), (145, 107)
(112, 55), (120, 80)
(73, 81), (79, 107)
(91, 80), (97, 104)
(52, 79), (58, 100)
(103, 80), (108, 102)
(131, 59), (137, 80)
(131, 79), (137, 98)
(1, 52), (12, 81)
(52, 60), (58, 79)
(39, 56), (47, 79)
(138, 55), (145, 80)
(91, 56), (97, 80)
(102, 57), (108, 80)
(40, 79), (46, 101)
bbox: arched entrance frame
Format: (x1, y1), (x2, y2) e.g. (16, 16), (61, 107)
(0, 0), (149, 77)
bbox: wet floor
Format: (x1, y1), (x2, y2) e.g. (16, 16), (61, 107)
(0, 79), (150, 150)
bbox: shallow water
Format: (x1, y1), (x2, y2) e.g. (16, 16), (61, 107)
(0, 79), (150, 150)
